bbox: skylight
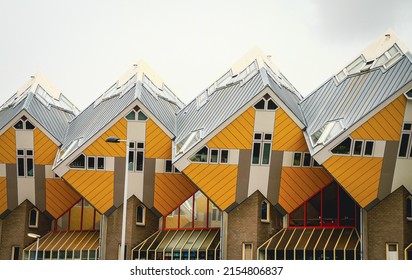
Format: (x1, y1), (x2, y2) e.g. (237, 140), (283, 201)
(57, 138), (82, 162)
(335, 56), (366, 83)
(175, 130), (202, 155)
(373, 44), (402, 69)
(311, 120), (344, 146)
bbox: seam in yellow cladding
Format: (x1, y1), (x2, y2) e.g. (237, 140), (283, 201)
(273, 109), (308, 152)
(83, 118), (127, 157)
(46, 178), (81, 219)
(64, 170), (114, 214)
(279, 167), (333, 213)
(154, 173), (198, 216)
(0, 177), (7, 215)
(184, 163), (237, 211)
(0, 127), (16, 164)
(323, 156), (383, 208)
(34, 129), (58, 165)
(146, 119), (172, 159)
(207, 107), (255, 149)
(350, 95), (406, 140)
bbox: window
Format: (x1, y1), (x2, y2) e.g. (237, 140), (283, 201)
(261, 201), (270, 223)
(399, 123), (412, 158)
(17, 149), (34, 177)
(86, 156), (105, 170)
(220, 150), (229, 163)
(189, 146), (229, 164)
(125, 106), (148, 121)
(353, 140), (363, 156)
(128, 142), (144, 172)
(311, 121), (344, 146)
(331, 138), (352, 155)
(252, 133), (272, 165)
(69, 154), (85, 169)
(54, 199), (100, 231)
(253, 96), (278, 111)
(13, 116), (35, 130)
(87, 157), (95, 169)
(374, 44), (402, 69)
(190, 146), (208, 162)
(28, 208), (39, 228)
(165, 160), (173, 173)
(407, 196), (412, 219)
(386, 243), (398, 260)
(11, 246), (20, 260)
(364, 141), (374, 156)
(210, 149), (219, 163)
(136, 205), (146, 226)
(97, 157), (105, 170)
(292, 152), (320, 167)
(242, 243), (253, 260)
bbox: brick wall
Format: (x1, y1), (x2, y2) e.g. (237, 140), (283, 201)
(367, 186), (411, 260)
(105, 196), (159, 260)
(0, 200), (51, 260)
(227, 191), (282, 260)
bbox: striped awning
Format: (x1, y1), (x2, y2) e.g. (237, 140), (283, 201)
(132, 229), (220, 260)
(23, 231), (99, 260)
(258, 228), (360, 260)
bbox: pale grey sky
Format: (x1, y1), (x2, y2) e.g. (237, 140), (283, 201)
(1, 0), (411, 109)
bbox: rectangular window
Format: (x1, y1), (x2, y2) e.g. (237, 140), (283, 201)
(87, 157), (95, 169)
(252, 133), (272, 165)
(242, 243), (253, 260)
(210, 149), (219, 163)
(262, 143), (271, 164)
(303, 153), (311, 167)
(407, 196), (412, 219)
(11, 246), (20, 260)
(136, 205), (146, 225)
(17, 149), (34, 177)
(386, 243), (398, 260)
(128, 151), (134, 171)
(97, 157), (105, 170)
(220, 150), (229, 163)
(353, 140), (363, 156)
(293, 153), (302, 166)
(399, 133), (410, 157)
(364, 141), (374, 156)
(136, 151), (144, 171)
(165, 160), (173, 173)
(252, 143), (261, 164)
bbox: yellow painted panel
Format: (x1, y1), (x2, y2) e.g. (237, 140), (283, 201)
(207, 107), (255, 149)
(34, 129), (58, 165)
(323, 156), (383, 208)
(63, 170), (114, 214)
(46, 178), (81, 219)
(184, 163), (237, 211)
(0, 177), (7, 215)
(154, 173), (198, 216)
(83, 118), (127, 157)
(146, 119), (172, 159)
(0, 127), (16, 164)
(351, 95), (406, 140)
(273, 109), (308, 151)
(279, 167), (333, 213)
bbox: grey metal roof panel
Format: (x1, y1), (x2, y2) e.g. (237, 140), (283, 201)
(301, 56), (412, 143)
(175, 71), (265, 145)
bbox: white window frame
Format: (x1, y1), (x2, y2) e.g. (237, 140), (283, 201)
(136, 205), (146, 226)
(407, 196), (412, 220)
(69, 154), (86, 169)
(28, 208), (39, 228)
(302, 152), (312, 167)
(124, 106), (148, 122)
(261, 200), (270, 223)
(363, 140), (375, 157)
(352, 140), (364, 156)
(128, 141), (145, 172)
(17, 149), (34, 177)
(251, 132), (272, 166)
(242, 243), (253, 260)
(13, 117), (35, 130)
(253, 97), (279, 112)
(209, 149), (219, 164)
(398, 123), (412, 159)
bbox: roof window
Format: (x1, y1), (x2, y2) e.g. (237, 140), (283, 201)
(175, 130), (202, 155)
(374, 44), (402, 69)
(311, 120), (344, 146)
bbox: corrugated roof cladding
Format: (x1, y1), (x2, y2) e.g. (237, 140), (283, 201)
(301, 56), (412, 139)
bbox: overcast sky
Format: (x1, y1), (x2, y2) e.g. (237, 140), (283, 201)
(0, 0), (411, 110)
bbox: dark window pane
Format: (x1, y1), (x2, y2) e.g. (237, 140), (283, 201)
(252, 143), (261, 164)
(97, 157), (105, 169)
(17, 149), (24, 155)
(137, 111), (148, 121)
(128, 151), (134, 171)
(399, 133), (410, 157)
(125, 111), (135, 120)
(26, 150), (33, 156)
(403, 123), (411, 130)
(353, 140), (363, 155)
(129, 142), (135, 149)
(190, 146), (208, 162)
(313, 159), (320, 167)
(264, 133), (272, 140)
(290, 205), (304, 226)
(254, 99), (265, 110)
(165, 160), (173, 173)
(81, 250), (88, 260)
(18, 158), (25, 176)
(25, 121), (35, 130)
(136, 206), (145, 224)
(331, 137), (352, 155)
(69, 154), (85, 168)
(58, 251), (65, 260)
(364, 141), (374, 156)
(254, 133), (262, 140)
(261, 201), (268, 221)
(293, 153), (302, 166)
(89, 250), (96, 260)
(29, 209), (38, 227)
(340, 189), (356, 226)
(14, 120), (24, 129)
(66, 250), (73, 260)
(136, 151), (144, 171)
(12, 247), (20, 260)
(51, 251), (58, 260)
(220, 150), (229, 163)
(137, 142), (144, 149)
(303, 153), (311, 167)
(87, 157), (95, 169)
(267, 99), (278, 110)
(322, 184), (338, 226)
(306, 192), (321, 226)
(210, 149), (218, 163)
(262, 143), (271, 164)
